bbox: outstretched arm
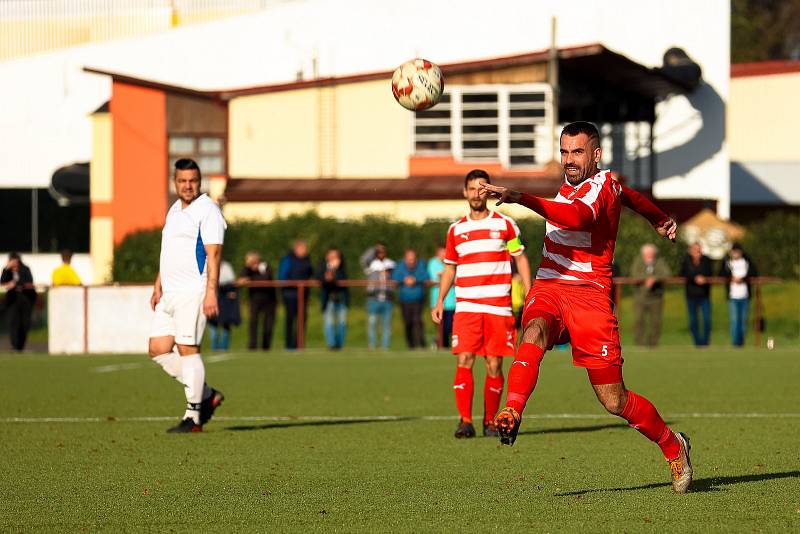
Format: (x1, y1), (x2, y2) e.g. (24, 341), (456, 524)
(620, 185), (676, 242)
(478, 182), (594, 229)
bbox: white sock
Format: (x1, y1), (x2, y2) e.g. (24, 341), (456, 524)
(152, 352), (182, 381)
(180, 353), (205, 424)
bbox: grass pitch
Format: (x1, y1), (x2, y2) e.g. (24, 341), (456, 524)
(1, 346), (799, 532)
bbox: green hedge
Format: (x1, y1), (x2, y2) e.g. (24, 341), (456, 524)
(741, 211), (800, 280)
(112, 209), (800, 282)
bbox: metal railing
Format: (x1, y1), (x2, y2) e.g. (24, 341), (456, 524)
(238, 276), (784, 350)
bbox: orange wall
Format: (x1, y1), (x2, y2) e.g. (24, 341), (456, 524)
(111, 81), (167, 244)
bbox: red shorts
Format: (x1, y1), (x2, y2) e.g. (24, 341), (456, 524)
(451, 312), (516, 357)
(521, 280), (622, 369)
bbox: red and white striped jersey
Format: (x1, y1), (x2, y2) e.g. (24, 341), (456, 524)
(536, 170), (622, 290)
(445, 211), (525, 316)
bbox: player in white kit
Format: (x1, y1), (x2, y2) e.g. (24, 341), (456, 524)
(149, 158), (227, 433)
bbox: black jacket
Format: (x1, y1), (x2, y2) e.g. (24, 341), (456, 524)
(317, 258), (349, 310)
(239, 263), (276, 302)
(1, 264), (36, 307)
(719, 253), (758, 299)
(679, 254), (713, 299)
(278, 252), (313, 300)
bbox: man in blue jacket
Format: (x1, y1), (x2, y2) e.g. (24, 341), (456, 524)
(278, 240), (313, 350)
(392, 248), (429, 349)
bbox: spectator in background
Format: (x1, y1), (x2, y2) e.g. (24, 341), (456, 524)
(238, 251), (276, 351)
(393, 248), (428, 349)
(630, 243), (671, 347)
(720, 243), (758, 347)
(428, 245), (456, 348)
(278, 240), (313, 350)
(361, 242), (396, 350)
(679, 243), (712, 346)
(1, 253), (37, 351)
(51, 249), (81, 286)
(511, 272), (525, 329)
(208, 259), (240, 351)
(318, 248), (349, 350)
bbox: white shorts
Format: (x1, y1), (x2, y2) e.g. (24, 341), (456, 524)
(150, 291), (207, 346)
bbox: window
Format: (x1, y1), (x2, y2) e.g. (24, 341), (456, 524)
(413, 84), (553, 168)
(168, 135), (226, 192)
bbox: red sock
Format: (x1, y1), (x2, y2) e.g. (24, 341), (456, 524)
(620, 391), (680, 460)
(483, 373), (504, 425)
(505, 343), (545, 414)
(453, 366), (474, 423)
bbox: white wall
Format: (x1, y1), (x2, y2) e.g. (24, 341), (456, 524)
(48, 285), (153, 354)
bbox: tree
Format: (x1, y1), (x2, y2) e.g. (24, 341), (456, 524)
(732, 0), (800, 62)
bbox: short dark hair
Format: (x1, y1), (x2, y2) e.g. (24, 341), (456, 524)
(465, 169), (491, 187)
(561, 121), (600, 146)
(8, 252), (20, 261)
(731, 242), (744, 252)
(174, 158), (202, 180)
(60, 249), (73, 263)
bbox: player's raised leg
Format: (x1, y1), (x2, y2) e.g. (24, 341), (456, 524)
(495, 316), (550, 445)
(453, 352), (476, 438)
(589, 370), (692, 493)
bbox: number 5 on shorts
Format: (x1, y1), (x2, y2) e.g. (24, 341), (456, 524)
(601, 345), (608, 357)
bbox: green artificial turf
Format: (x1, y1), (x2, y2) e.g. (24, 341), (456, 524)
(0, 346), (799, 532)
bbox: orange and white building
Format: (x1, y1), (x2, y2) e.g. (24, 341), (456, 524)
(2, 0), (732, 284)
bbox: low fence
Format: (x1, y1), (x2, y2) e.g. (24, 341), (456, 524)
(45, 277), (782, 354)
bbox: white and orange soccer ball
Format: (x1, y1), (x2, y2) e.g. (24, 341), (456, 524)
(391, 58), (444, 111)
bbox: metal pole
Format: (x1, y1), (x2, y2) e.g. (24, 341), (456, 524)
(548, 16), (559, 160)
(297, 284), (305, 349)
(754, 282), (762, 348)
(31, 189), (39, 253)
(83, 285), (89, 353)
(648, 120), (656, 193)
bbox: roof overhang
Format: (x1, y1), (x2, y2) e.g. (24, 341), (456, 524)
(84, 43), (691, 104)
(731, 60), (800, 78)
(224, 175), (562, 203)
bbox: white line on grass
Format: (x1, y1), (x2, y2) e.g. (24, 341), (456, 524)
(91, 353), (238, 373)
(2, 413), (800, 424)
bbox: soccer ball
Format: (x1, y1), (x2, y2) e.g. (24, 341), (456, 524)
(391, 59), (444, 111)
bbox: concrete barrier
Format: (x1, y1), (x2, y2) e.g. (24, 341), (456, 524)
(48, 285), (153, 354)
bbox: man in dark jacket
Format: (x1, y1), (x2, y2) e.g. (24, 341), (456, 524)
(317, 248), (349, 350)
(278, 240), (313, 350)
(238, 251), (277, 351)
(1, 253), (37, 351)
(679, 243), (713, 346)
(719, 243), (758, 347)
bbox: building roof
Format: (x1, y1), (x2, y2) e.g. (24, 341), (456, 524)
(731, 60), (800, 78)
(85, 43), (690, 102)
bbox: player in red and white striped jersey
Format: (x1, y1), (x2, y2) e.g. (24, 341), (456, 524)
(432, 169), (532, 439)
(480, 122), (692, 494)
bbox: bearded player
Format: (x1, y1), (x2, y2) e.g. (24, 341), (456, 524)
(480, 122), (692, 493)
(432, 169), (531, 439)
(148, 158), (226, 433)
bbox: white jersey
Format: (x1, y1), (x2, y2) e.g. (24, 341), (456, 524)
(159, 194), (226, 293)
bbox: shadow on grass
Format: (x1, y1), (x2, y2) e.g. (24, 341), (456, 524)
(555, 470), (800, 496)
(225, 416), (416, 432)
(518, 422), (627, 436)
